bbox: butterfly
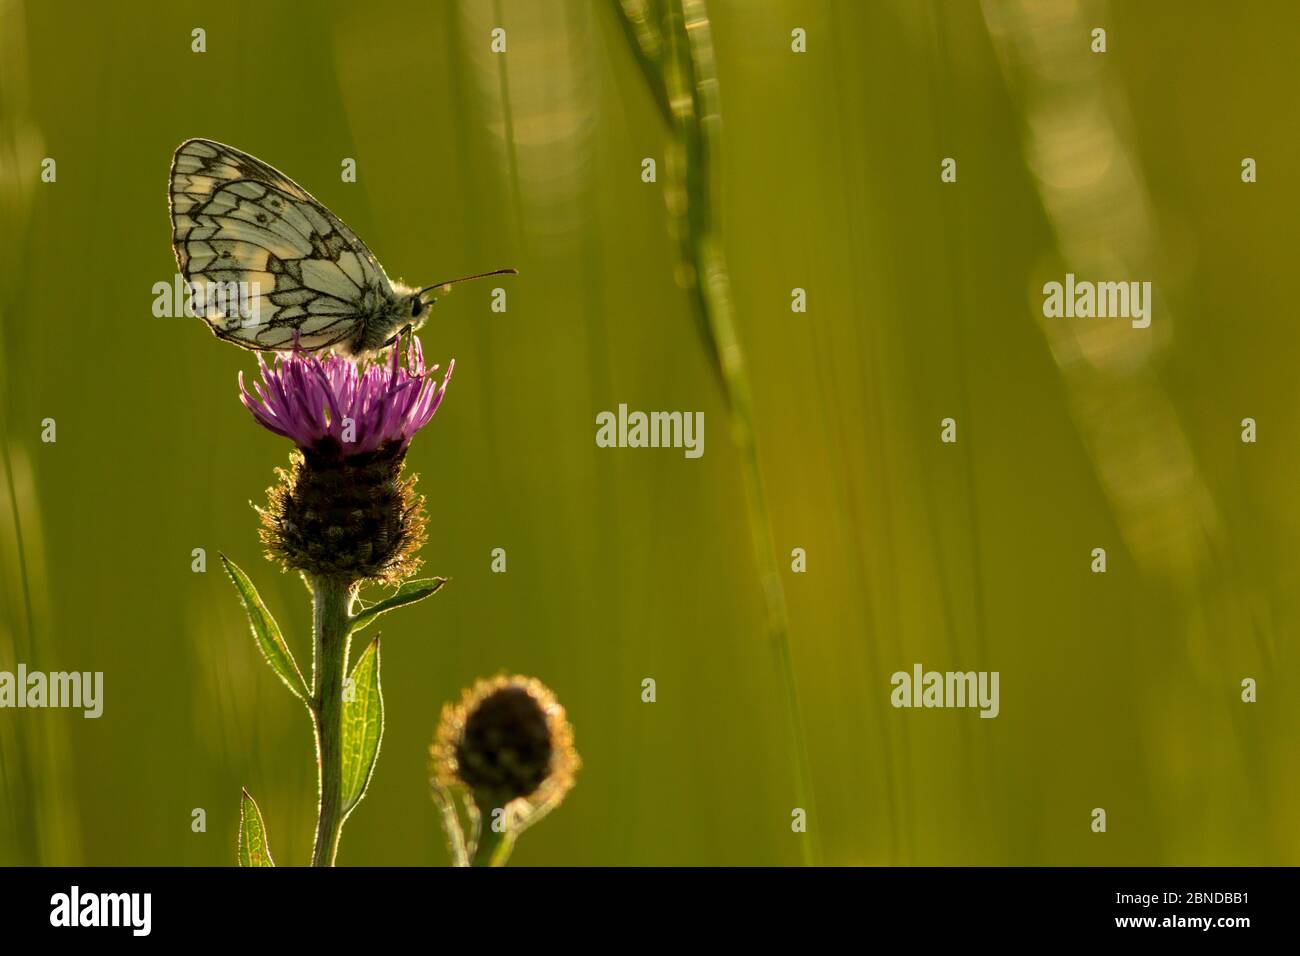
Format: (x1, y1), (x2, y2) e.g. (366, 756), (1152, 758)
(168, 138), (514, 355)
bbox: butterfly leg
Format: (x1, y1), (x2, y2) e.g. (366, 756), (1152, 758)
(382, 324), (414, 350)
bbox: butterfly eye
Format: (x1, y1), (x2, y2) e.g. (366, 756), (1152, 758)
(411, 298), (424, 318)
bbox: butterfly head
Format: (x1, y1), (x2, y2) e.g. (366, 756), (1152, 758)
(406, 289), (437, 331)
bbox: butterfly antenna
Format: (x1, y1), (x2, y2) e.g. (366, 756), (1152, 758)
(417, 268), (518, 299)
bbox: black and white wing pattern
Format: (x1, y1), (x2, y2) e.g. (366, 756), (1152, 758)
(169, 138), (396, 351)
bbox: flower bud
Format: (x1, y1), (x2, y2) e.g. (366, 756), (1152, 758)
(432, 675), (579, 814)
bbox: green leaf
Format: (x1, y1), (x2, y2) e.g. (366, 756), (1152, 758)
(237, 789), (275, 867)
(220, 553), (309, 701)
(350, 577), (447, 633)
(340, 637), (384, 816)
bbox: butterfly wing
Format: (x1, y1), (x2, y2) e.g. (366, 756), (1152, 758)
(169, 138), (394, 351)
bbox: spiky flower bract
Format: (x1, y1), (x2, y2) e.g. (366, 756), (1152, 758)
(259, 443), (426, 584)
(432, 675), (580, 818)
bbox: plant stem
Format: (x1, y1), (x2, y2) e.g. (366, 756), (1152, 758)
(471, 824), (516, 867)
(310, 575), (354, 867)
(615, 0), (823, 864)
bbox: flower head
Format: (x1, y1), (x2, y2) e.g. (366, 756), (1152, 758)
(239, 335), (452, 457)
(432, 675), (580, 817)
(243, 336), (446, 584)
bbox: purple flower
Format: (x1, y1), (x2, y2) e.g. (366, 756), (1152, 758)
(239, 335), (452, 456)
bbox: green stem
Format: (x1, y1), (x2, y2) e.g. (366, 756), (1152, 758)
(614, 0), (823, 864)
(310, 576), (354, 867)
(612, 0), (674, 126)
(471, 823), (516, 867)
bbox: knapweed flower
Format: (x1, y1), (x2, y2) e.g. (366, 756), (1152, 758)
(432, 675), (580, 818)
(239, 336), (451, 583)
(239, 334), (451, 456)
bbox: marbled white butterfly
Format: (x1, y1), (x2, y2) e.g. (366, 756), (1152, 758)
(169, 138), (513, 355)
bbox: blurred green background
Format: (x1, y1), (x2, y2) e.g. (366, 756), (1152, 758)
(1, 0), (1298, 866)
